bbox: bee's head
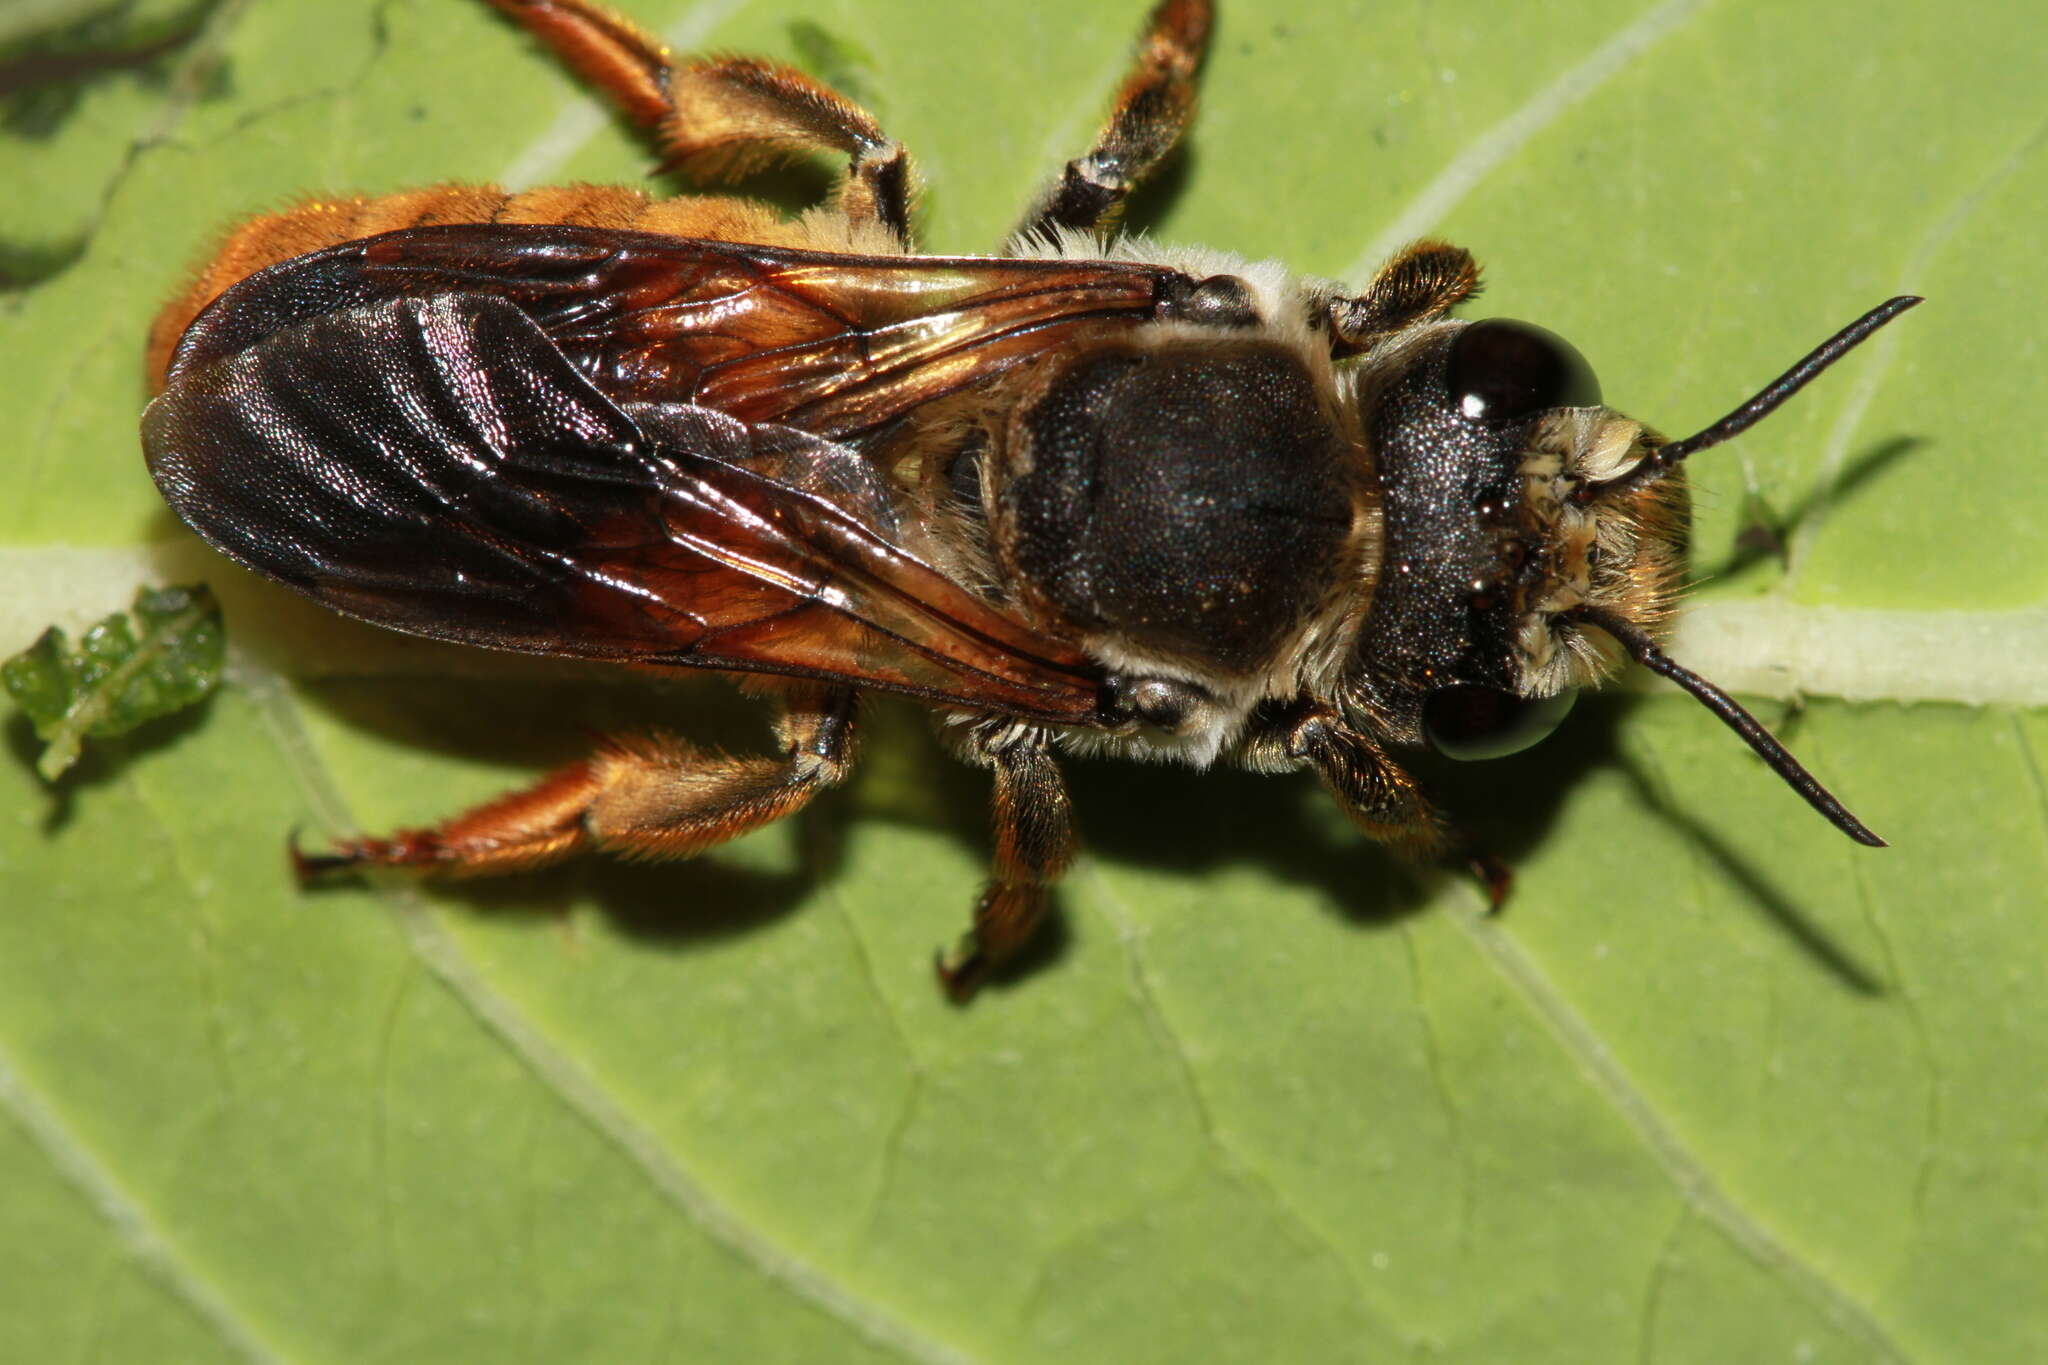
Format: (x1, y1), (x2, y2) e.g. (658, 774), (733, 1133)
(1339, 299), (1921, 844)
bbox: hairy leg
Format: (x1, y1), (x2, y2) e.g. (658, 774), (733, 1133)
(1241, 700), (1514, 904)
(1318, 240), (1480, 355)
(487, 0), (914, 242)
(1011, 0), (1212, 246)
(937, 726), (1077, 1002)
(295, 687), (857, 878)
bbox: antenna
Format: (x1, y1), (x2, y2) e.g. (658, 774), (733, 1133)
(1602, 295), (1922, 495)
(1575, 607), (1885, 847)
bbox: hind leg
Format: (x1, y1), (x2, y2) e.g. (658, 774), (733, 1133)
(296, 688), (857, 878)
(488, 0), (914, 242)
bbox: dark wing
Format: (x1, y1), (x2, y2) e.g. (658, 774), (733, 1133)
(144, 292), (1103, 721)
(166, 223), (1177, 438)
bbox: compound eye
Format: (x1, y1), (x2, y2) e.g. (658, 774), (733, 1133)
(1422, 684), (1578, 761)
(1446, 319), (1602, 422)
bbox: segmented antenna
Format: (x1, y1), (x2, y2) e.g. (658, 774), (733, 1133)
(1574, 607), (1884, 846)
(1602, 295), (1922, 495)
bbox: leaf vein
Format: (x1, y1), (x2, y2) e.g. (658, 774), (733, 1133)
(0, 1042), (292, 1365)
(1346, 0), (1712, 281)
(369, 962), (417, 1305)
(18, 0), (256, 486)
(1447, 903), (1915, 1364)
(1785, 108), (2048, 585)
(1633, 1204), (1691, 1365)
(1081, 863), (1407, 1344)
(1831, 764), (1942, 1261)
(123, 762), (239, 1094)
(1398, 924), (1475, 1258)
(20, 547), (2048, 709)
(2009, 713), (2048, 854)
(824, 887), (930, 1242)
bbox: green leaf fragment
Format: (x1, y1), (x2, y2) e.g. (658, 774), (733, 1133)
(3, 583), (224, 780)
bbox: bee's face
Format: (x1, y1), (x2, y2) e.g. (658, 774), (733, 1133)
(1342, 318), (1688, 760)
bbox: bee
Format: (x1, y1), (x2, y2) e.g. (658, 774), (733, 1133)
(143, 0), (1915, 999)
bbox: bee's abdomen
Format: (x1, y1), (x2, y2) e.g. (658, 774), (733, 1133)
(999, 340), (1352, 673)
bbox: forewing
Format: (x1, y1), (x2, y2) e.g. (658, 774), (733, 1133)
(168, 223), (1175, 438)
(144, 292), (1102, 720)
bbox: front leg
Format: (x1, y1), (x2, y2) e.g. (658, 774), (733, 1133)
(1318, 241), (1481, 357)
(1242, 696), (1486, 861)
(937, 724), (1077, 1002)
(1260, 704), (1449, 857)
(1244, 701), (1513, 904)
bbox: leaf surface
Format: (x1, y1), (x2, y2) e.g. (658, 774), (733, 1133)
(2, 2), (2043, 1361)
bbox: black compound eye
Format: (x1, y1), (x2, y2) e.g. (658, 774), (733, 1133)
(1422, 684), (1578, 761)
(1445, 319), (1602, 422)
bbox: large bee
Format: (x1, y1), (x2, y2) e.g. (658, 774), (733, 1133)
(143, 0), (1913, 999)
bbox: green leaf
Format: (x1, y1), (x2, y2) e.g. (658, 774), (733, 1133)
(787, 18), (882, 115)
(2, 2), (2044, 1362)
(4, 582), (223, 779)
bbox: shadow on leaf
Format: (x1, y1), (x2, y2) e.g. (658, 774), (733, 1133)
(261, 649), (1880, 995)
(7, 695), (218, 836)
(1613, 744), (1887, 996)
(1434, 692), (1885, 996)
(1700, 433), (1923, 586)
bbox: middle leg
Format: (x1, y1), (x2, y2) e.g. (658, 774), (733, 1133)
(937, 725), (1078, 1002)
(1011, 0), (1213, 247)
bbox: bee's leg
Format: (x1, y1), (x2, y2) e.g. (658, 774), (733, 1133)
(1010, 0), (1212, 246)
(485, 0), (912, 243)
(1240, 702), (1454, 863)
(1318, 241), (1481, 355)
(295, 688), (857, 879)
(937, 730), (1077, 1002)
